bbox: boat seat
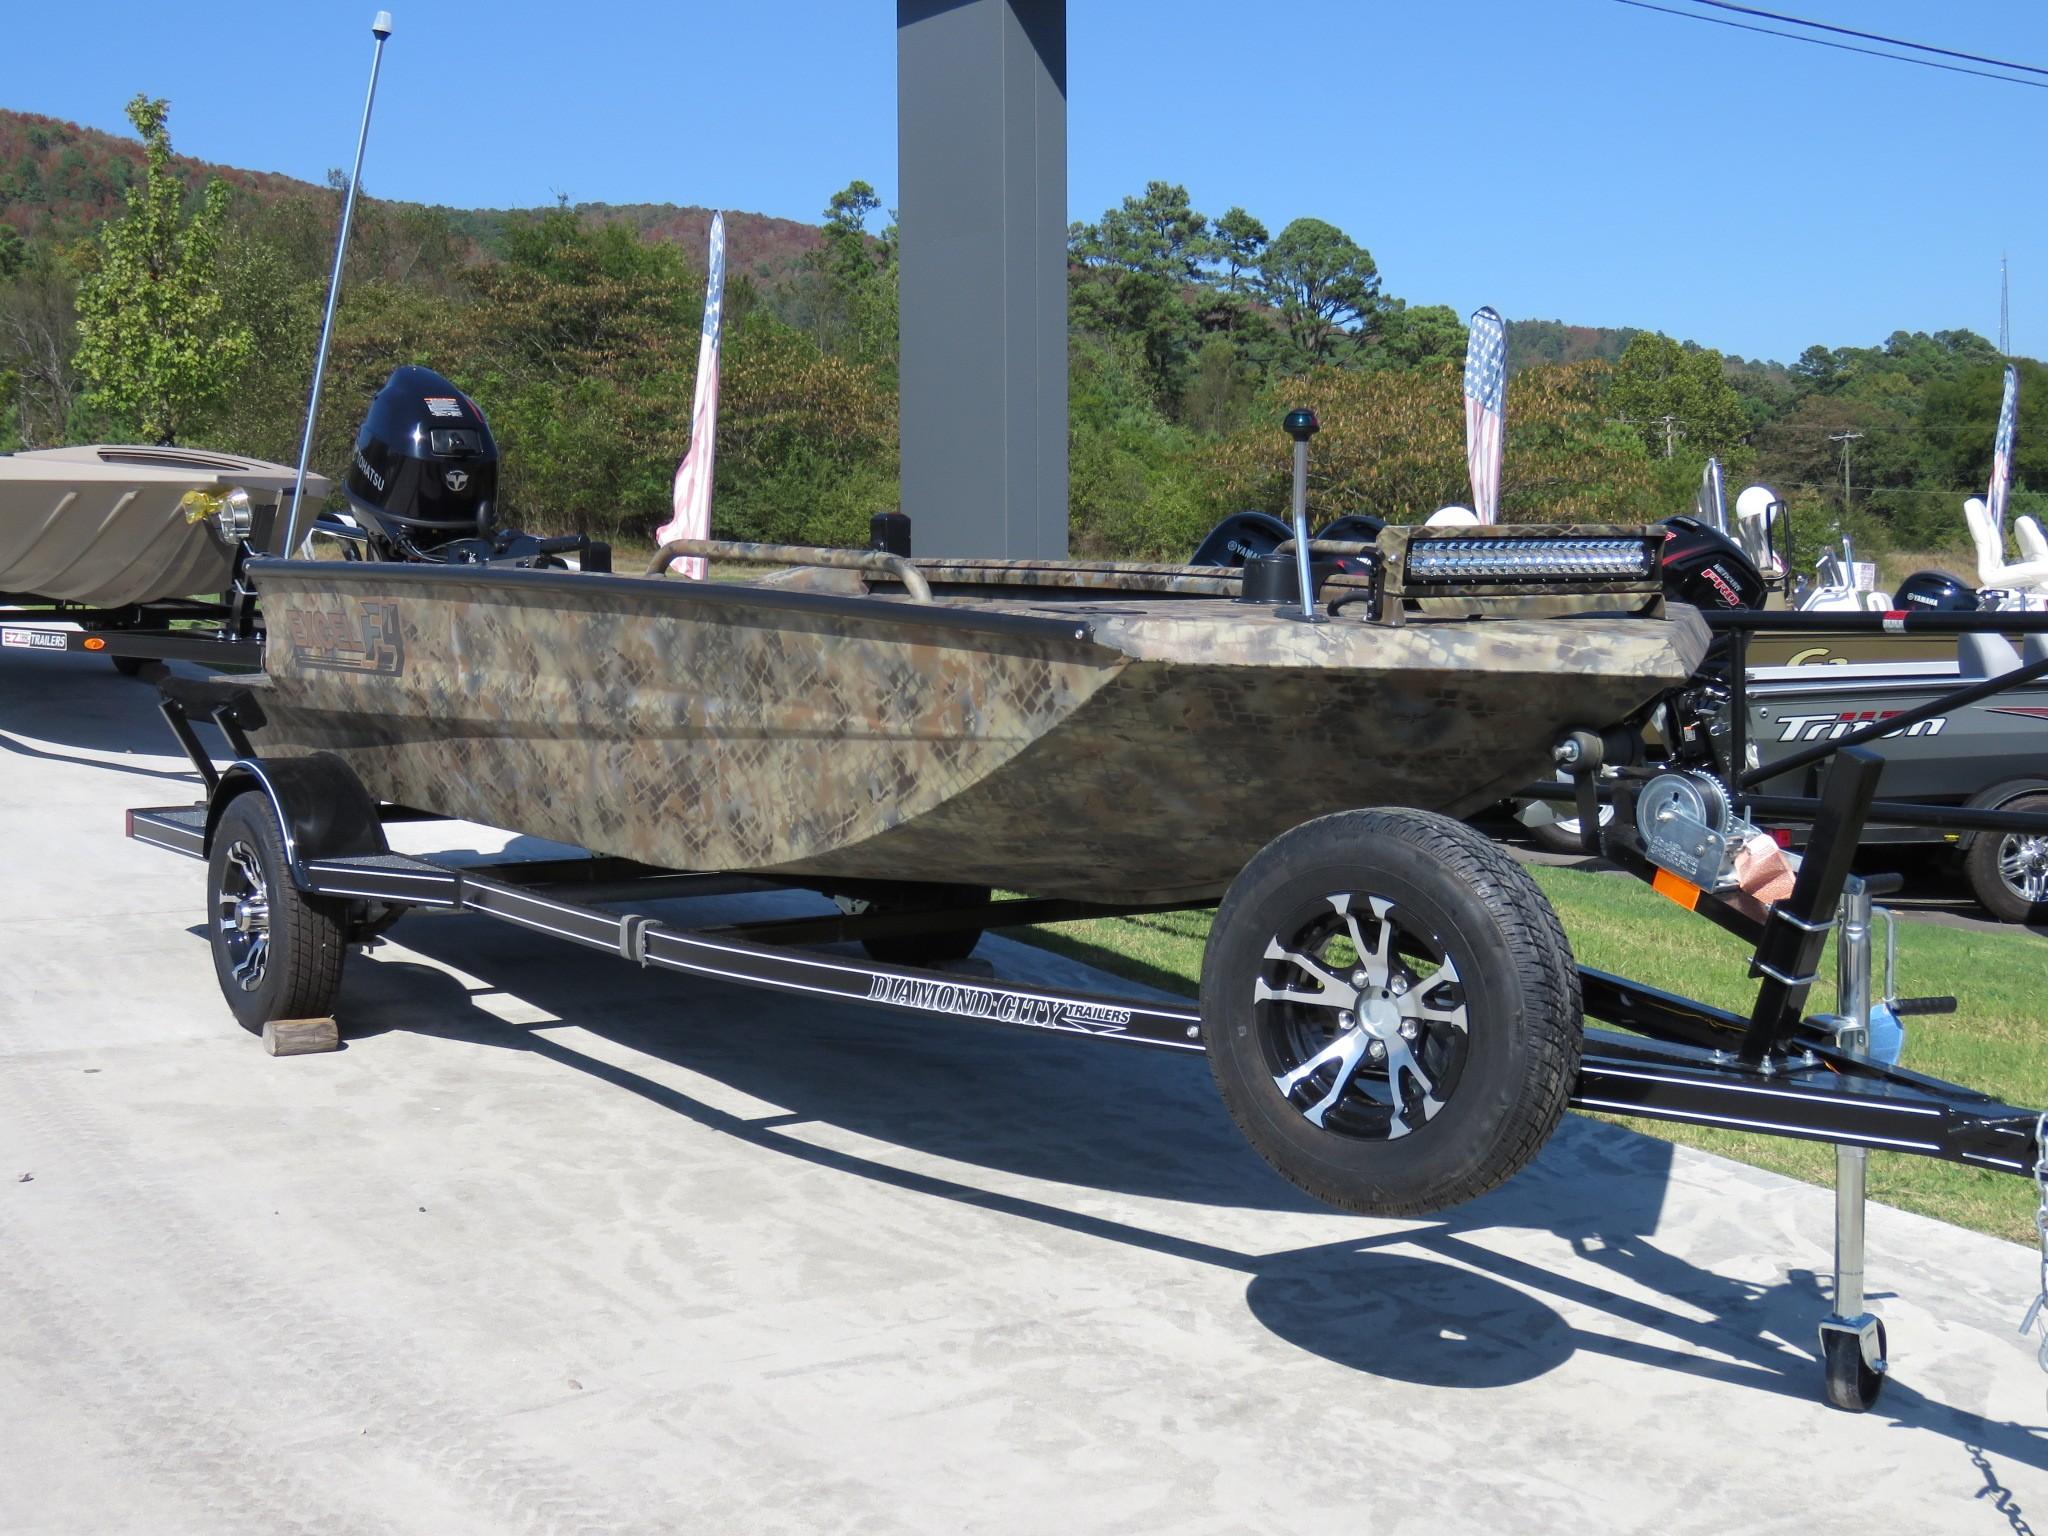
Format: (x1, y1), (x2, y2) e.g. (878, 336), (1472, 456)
(2018, 516), (2048, 567)
(1958, 631), (2025, 678)
(1965, 497), (2048, 591)
(1424, 506), (1481, 528)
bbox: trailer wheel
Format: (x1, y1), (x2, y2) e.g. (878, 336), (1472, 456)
(1963, 793), (2048, 924)
(847, 885), (989, 965)
(1202, 809), (1580, 1217)
(207, 794), (346, 1030)
(1527, 802), (1614, 856)
(1821, 1320), (1887, 1412)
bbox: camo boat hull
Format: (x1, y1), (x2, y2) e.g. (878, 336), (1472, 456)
(249, 559), (1708, 902)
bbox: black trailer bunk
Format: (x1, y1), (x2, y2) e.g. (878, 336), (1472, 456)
(128, 662), (2048, 1415)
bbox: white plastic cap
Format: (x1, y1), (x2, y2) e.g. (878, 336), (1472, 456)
(372, 11), (394, 37)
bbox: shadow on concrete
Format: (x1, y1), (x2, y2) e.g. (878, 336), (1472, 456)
(0, 649), (216, 783)
(319, 916), (2048, 1467)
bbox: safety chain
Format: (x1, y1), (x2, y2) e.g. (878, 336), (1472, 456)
(2018, 1113), (2048, 1390)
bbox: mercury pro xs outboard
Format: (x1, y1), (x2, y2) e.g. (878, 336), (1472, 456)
(338, 366), (610, 571)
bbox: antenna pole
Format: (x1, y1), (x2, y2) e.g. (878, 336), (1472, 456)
(2001, 254), (2011, 357)
(282, 11), (394, 558)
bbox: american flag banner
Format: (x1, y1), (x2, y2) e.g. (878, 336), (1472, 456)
(656, 211), (726, 579)
(1988, 363), (2019, 542)
(1464, 307), (1507, 524)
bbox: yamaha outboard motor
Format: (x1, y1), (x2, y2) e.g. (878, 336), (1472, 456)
(1190, 510), (1292, 568)
(341, 365), (608, 570)
(1893, 569), (1980, 613)
(1659, 515), (1768, 612)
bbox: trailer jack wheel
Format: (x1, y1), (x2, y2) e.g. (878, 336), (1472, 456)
(1819, 1316), (1887, 1413)
(206, 794), (347, 1032)
(1202, 809), (1581, 1217)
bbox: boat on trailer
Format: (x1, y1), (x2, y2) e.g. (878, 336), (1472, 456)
(0, 446), (327, 671)
(118, 373), (2048, 1414)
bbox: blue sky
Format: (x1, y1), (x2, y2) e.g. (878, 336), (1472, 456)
(8, 1), (2042, 364)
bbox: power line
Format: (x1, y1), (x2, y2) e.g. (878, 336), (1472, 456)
(1690, 1), (2048, 80)
(1609, 0), (2048, 90)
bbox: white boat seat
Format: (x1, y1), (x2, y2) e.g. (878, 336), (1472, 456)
(1965, 498), (2048, 591)
(1424, 506), (1481, 528)
(2017, 516), (2048, 567)
(1958, 630), (2025, 678)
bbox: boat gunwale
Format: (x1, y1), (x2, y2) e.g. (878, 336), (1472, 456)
(247, 556), (1123, 653)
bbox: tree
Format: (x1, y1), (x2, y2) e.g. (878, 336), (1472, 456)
(1209, 206), (1267, 295)
(1256, 218), (1381, 362)
(1365, 302), (1466, 371)
(72, 95), (250, 444)
(1605, 332), (1748, 459)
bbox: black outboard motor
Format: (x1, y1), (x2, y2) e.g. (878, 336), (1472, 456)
(341, 366), (609, 570)
(1190, 510), (1292, 568)
(1315, 513), (1386, 544)
(1894, 569), (1980, 613)
(344, 366), (501, 561)
(1659, 515), (1768, 612)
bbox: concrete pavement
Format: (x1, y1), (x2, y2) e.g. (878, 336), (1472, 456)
(4, 647), (2048, 1535)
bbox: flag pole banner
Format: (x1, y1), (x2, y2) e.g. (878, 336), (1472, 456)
(1988, 363), (2019, 543)
(657, 211), (726, 579)
(1464, 307), (1506, 524)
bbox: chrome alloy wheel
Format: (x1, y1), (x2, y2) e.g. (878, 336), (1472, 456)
(215, 840), (272, 992)
(1258, 891), (1469, 1141)
(1997, 830), (2048, 907)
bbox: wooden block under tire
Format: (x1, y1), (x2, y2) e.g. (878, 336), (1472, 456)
(262, 1018), (340, 1056)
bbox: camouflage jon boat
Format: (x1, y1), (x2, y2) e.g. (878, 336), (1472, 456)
(247, 529), (1707, 903)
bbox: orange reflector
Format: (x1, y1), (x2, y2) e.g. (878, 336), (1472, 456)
(1769, 826), (1793, 849)
(1651, 868), (1702, 911)
(83, 636), (105, 651)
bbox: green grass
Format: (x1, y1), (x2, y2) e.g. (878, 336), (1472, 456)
(1000, 867), (2048, 1243)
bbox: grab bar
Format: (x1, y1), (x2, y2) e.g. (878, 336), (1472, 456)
(645, 538), (934, 604)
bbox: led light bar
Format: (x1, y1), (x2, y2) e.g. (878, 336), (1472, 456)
(1405, 536), (1655, 584)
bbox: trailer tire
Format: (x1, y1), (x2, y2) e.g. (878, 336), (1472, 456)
(1526, 802), (1613, 856)
(859, 887), (989, 965)
(207, 794), (346, 1031)
(1202, 808), (1580, 1217)
(1963, 793), (2048, 925)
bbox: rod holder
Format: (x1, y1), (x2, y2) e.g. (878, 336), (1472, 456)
(1282, 408), (1322, 623)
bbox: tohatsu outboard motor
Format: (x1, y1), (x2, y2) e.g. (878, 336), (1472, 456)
(340, 365), (609, 570)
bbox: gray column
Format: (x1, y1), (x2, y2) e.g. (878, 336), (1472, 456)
(896, 0), (1068, 559)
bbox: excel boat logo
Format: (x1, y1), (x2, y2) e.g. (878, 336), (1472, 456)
(285, 599), (405, 676)
(1773, 709), (1945, 743)
(864, 973), (1132, 1036)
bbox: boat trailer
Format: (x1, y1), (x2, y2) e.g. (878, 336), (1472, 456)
(122, 665), (2048, 1415)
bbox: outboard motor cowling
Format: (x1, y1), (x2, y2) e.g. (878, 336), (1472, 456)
(1190, 510), (1292, 568)
(344, 365), (501, 560)
(1659, 515), (1768, 612)
(1893, 569), (1980, 613)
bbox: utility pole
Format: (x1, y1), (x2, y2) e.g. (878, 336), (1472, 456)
(1828, 429), (1863, 518)
(1659, 414), (1681, 459)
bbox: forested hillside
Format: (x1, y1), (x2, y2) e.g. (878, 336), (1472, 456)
(1, 100), (2038, 563)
